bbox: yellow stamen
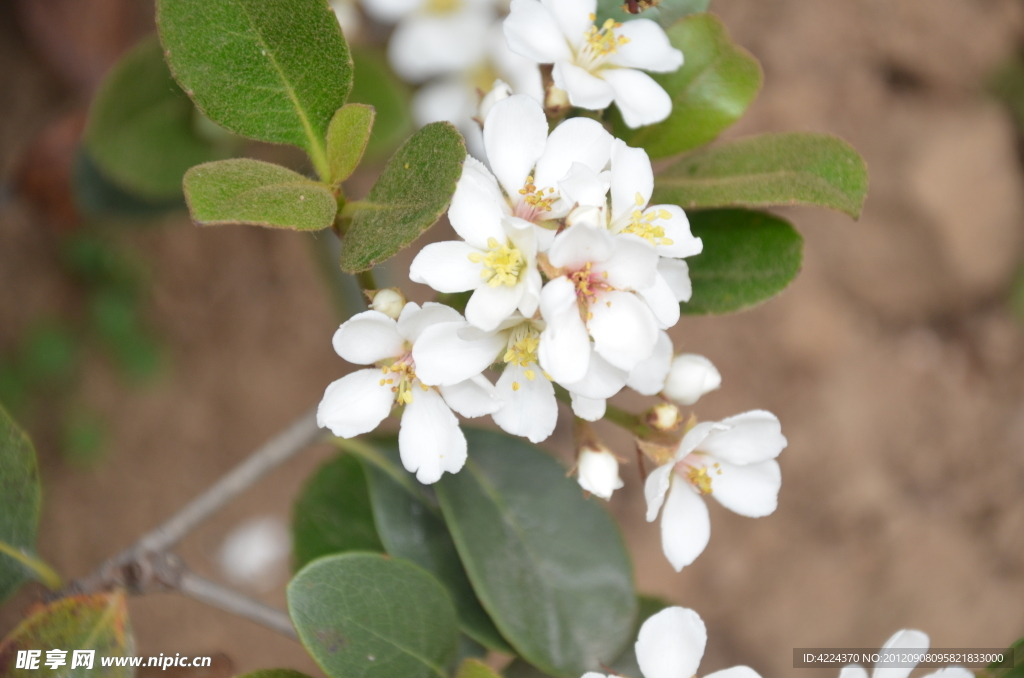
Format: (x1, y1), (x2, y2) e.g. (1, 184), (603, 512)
(518, 175), (556, 213)
(583, 18), (630, 58)
(686, 465), (714, 495)
(471, 237), (526, 287)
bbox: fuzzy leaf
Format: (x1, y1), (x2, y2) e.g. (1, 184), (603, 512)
(340, 122), (466, 273)
(183, 159), (337, 231)
(653, 132), (869, 218)
(0, 405), (45, 602)
(613, 13), (761, 158)
(327, 104), (375, 184)
(683, 209), (803, 314)
(288, 553), (459, 678)
(348, 48), (414, 160)
(156, 0), (352, 179)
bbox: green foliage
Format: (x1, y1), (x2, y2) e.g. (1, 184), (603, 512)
(327, 104), (375, 185)
(653, 132), (869, 218)
(456, 659), (504, 678)
(236, 671), (314, 678)
(613, 13), (761, 159)
(291, 453), (384, 571)
(0, 592), (134, 677)
(989, 54), (1024, 133)
(979, 638), (1024, 678)
(597, 0), (711, 28)
(355, 438), (511, 652)
(435, 429), (637, 678)
(156, 0), (353, 179)
(73, 151), (183, 217)
(84, 36), (236, 202)
(340, 122), (466, 272)
(184, 159), (337, 231)
(348, 48), (414, 160)
(288, 553), (459, 678)
(683, 209), (803, 315)
(0, 405), (44, 601)
(607, 596), (671, 677)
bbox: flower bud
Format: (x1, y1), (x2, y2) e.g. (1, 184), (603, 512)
(663, 354), (721, 405)
(479, 79), (513, 122)
(545, 85), (571, 113)
(645, 402), (681, 432)
(577, 445), (624, 500)
(369, 287), (406, 320)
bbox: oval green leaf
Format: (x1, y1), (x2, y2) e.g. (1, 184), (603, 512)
(352, 438), (511, 652)
(683, 209), (803, 315)
(287, 552), (459, 678)
(435, 428), (637, 678)
(340, 122), (466, 273)
(0, 592), (135, 678)
(156, 0), (353, 179)
(327, 104), (375, 185)
(613, 13), (761, 159)
(183, 159), (337, 231)
(291, 453), (384, 572)
(653, 132), (869, 218)
(84, 36), (237, 202)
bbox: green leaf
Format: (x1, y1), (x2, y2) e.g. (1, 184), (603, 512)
(236, 671), (314, 678)
(156, 0), (353, 179)
(597, 0), (711, 28)
(435, 428), (637, 678)
(287, 552), (459, 678)
(327, 104), (375, 185)
(340, 122), (466, 273)
(84, 35), (236, 202)
(0, 405), (56, 601)
(291, 453), (384, 571)
(653, 132), (869, 218)
(353, 438), (512, 653)
(0, 592), (134, 677)
(348, 48), (414, 160)
(457, 659), (503, 678)
(183, 159), (337, 231)
(683, 209), (803, 315)
(73, 151), (183, 218)
(613, 13), (761, 159)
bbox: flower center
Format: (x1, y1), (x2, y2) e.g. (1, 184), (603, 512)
(675, 454), (722, 495)
(503, 324), (546, 391)
(515, 175), (557, 221)
(468, 238), (525, 287)
(569, 262), (612, 319)
(467, 61), (500, 94)
(423, 0), (461, 15)
(578, 15), (630, 69)
(377, 354), (427, 405)
(621, 193), (675, 247)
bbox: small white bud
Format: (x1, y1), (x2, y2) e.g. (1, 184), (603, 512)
(663, 354), (721, 405)
(479, 79), (513, 122)
(370, 287), (406, 319)
(545, 85), (570, 112)
(577, 447), (624, 500)
(646, 402), (681, 432)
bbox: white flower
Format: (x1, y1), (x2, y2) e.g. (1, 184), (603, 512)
(645, 411), (787, 571)
(538, 223), (660, 383)
(317, 302), (502, 484)
(363, 0), (497, 83)
(840, 630), (973, 678)
(663, 353), (721, 405)
(503, 0), (683, 127)
(577, 446), (623, 499)
(585, 606), (763, 678)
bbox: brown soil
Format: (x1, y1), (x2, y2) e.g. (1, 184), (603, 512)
(2, 0), (1024, 676)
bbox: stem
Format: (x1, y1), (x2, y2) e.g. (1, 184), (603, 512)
(177, 570), (297, 640)
(0, 541), (62, 590)
(355, 269), (377, 292)
(553, 385), (652, 438)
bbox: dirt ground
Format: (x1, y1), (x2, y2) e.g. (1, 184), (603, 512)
(2, 0), (1024, 676)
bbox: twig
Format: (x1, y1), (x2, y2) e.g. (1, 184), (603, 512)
(177, 570), (297, 640)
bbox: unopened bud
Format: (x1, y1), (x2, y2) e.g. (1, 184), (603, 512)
(479, 79), (513, 122)
(663, 354), (721, 405)
(645, 402), (681, 432)
(369, 287), (406, 319)
(577, 445), (624, 500)
(545, 85), (570, 113)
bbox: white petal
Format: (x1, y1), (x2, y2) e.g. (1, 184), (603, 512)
(389, 11), (491, 82)
(503, 0), (573, 64)
(635, 606), (707, 678)
(604, 68), (673, 128)
(399, 387), (467, 484)
(359, 0), (420, 23)
(660, 478), (711, 571)
(674, 420), (721, 461)
(599, 235), (659, 290)
(519, 267), (543, 318)
(409, 241), (484, 293)
(698, 410), (787, 465)
(533, 117), (614, 191)
(588, 290), (659, 372)
(553, 61), (615, 110)
(412, 321), (505, 386)
(448, 155), (508, 249)
(570, 393), (606, 421)
(557, 163), (609, 217)
(483, 95), (549, 198)
(663, 353), (721, 405)
(841, 668), (870, 678)
(548, 223), (614, 270)
(652, 205), (702, 258)
(709, 459), (781, 517)
(705, 668), (763, 678)
(489, 24), (546, 102)
(317, 369), (395, 438)
(576, 448), (623, 499)
(608, 19), (683, 72)
(331, 0), (362, 38)
(609, 139), (653, 222)
(874, 630), (930, 678)
(412, 78), (474, 128)
(919, 669), (974, 678)
(562, 350), (628, 399)
(638, 272), (681, 329)
(466, 280), (526, 332)
(538, 277), (591, 383)
(644, 462), (674, 521)
(439, 374), (502, 417)
(492, 364), (558, 443)
(398, 301), (463, 343)
(332, 311), (405, 364)
(659, 257), (693, 302)
(626, 330), (672, 395)
(540, 0), (595, 50)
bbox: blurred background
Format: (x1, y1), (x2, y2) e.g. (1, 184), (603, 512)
(1, 0), (1023, 675)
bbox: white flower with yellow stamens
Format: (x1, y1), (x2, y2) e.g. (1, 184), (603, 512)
(317, 302), (502, 485)
(643, 410), (787, 571)
(503, 0), (683, 127)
